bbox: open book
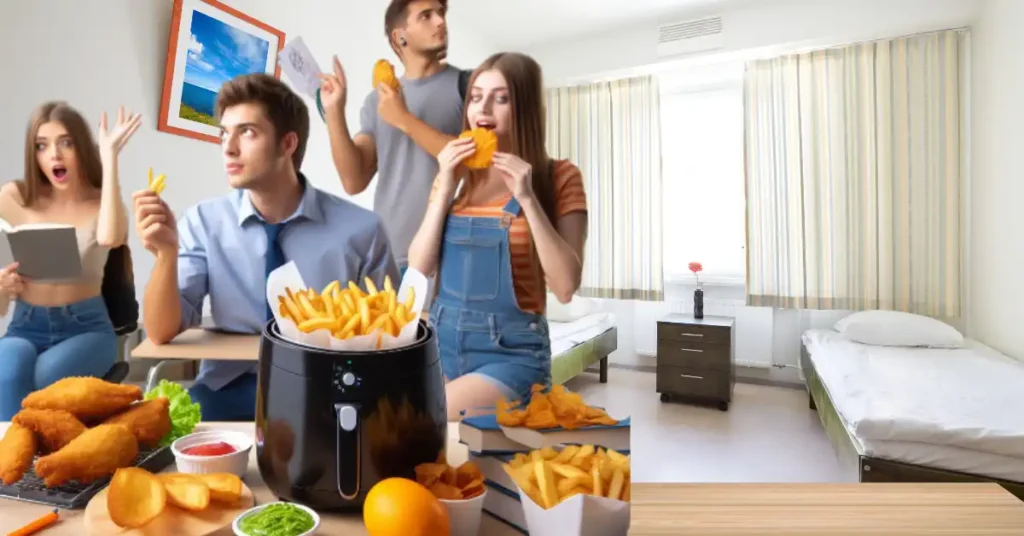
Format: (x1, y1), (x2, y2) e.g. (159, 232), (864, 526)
(0, 219), (82, 281)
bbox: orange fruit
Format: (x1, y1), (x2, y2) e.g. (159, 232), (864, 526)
(373, 59), (400, 92)
(364, 477), (450, 536)
(459, 128), (498, 170)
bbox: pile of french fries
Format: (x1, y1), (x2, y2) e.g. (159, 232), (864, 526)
(107, 468), (243, 528)
(503, 444), (630, 510)
(277, 276), (416, 340)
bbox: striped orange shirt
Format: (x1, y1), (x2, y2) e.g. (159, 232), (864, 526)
(430, 159), (587, 314)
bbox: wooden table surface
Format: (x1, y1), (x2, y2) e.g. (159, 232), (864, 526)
(1, 422), (520, 536)
(129, 329), (261, 361)
(628, 482), (1024, 535)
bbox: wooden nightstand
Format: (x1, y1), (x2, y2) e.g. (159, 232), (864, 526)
(656, 314), (735, 411)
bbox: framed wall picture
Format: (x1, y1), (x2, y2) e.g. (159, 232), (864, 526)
(158, 0), (284, 143)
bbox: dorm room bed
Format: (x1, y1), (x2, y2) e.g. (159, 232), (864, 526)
(549, 312), (617, 385)
(801, 328), (1024, 500)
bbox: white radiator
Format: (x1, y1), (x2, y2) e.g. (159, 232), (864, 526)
(635, 295), (775, 368)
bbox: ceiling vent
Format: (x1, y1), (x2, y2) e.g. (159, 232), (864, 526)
(657, 16), (725, 58)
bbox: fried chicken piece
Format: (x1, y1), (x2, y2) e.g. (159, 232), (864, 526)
(22, 377), (142, 422)
(0, 423), (37, 485)
(101, 398), (172, 448)
(34, 424), (139, 488)
(12, 408), (87, 454)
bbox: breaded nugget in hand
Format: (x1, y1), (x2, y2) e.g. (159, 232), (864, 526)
(0, 423), (37, 485)
(102, 398), (172, 448)
(34, 424), (139, 488)
(22, 377), (142, 422)
(13, 408), (88, 454)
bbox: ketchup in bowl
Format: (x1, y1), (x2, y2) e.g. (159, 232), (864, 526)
(181, 441), (237, 457)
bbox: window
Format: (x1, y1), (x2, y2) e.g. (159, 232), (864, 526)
(659, 64), (746, 285)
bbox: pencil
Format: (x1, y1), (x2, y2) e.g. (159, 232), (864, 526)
(7, 508), (59, 536)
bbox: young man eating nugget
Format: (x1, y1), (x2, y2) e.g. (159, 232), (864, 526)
(320, 0), (466, 275)
(134, 74), (399, 422)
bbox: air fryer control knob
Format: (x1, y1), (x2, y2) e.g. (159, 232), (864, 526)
(342, 372), (356, 386)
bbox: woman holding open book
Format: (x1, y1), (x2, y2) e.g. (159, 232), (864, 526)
(0, 102), (140, 420)
(407, 53), (589, 420)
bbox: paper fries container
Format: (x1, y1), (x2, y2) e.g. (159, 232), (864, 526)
(439, 489), (487, 536)
(266, 261), (429, 352)
(517, 486), (630, 536)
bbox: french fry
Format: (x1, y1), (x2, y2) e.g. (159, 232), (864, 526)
(275, 277), (419, 339)
(502, 444), (631, 510)
(147, 167), (167, 195)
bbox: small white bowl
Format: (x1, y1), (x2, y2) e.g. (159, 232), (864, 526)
(170, 430), (252, 477)
(233, 502), (321, 536)
(440, 489), (487, 536)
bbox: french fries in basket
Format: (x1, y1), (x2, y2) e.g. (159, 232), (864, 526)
(502, 444), (630, 510)
(276, 275), (416, 340)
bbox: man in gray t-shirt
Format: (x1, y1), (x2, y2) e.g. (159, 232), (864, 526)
(320, 0), (466, 270)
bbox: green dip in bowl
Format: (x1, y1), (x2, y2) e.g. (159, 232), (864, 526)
(233, 502), (319, 536)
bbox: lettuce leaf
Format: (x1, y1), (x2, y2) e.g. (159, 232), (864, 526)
(144, 380), (202, 447)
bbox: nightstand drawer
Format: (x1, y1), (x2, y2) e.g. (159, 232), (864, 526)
(656, 365), (729, 399)
(657, 322), (730, 345)
(656, 340), (731, 371)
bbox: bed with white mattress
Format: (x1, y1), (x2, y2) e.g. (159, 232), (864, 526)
(801, 323), (1024, 498)
(546, 297), (618, 385)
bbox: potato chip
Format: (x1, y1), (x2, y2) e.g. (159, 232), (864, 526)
(502, 445), (630, 510)
(459, 128), (498, 170)
(107, 467), (167, 528)
(495, 384), (619, 431)
(415, 459), (486, 500)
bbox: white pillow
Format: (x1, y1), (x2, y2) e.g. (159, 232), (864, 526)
(546, 294), (598, 322)
(834, 310), (964, 348)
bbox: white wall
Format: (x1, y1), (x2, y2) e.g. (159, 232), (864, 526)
(0, 0), (491, 322)
(529, 0), (982, 87)
(970, 0), (1024, 360)
(527, 0), (984, 375)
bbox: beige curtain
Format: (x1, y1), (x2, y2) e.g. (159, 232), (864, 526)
(744, 29), (964, 318)
(546, 75), (664, 301)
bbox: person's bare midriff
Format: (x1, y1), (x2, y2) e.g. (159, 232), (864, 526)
(19, 281), (102, 308)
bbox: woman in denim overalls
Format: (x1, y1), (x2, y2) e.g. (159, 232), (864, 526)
(408, 53), (589, 420)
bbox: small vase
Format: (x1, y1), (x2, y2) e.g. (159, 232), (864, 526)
(693, 287), (704, 319)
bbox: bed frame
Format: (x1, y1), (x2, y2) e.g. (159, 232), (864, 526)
(551, 326), (616, 386)
(801, 349), (1024, 500)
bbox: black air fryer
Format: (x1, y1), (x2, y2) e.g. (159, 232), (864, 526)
(255, 319), (447, 511)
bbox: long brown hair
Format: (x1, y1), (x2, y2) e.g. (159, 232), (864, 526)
(455, 52), (558, 226)
(21, 101), (103, 206)
(456, 52), (559, 297)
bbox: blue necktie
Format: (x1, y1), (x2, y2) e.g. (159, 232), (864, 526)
(263, 222), (286, 322)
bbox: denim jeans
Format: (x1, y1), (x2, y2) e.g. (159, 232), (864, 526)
(0, 296), (118, 420)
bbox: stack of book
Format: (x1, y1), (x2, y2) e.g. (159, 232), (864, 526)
(457, 412), (631, 533)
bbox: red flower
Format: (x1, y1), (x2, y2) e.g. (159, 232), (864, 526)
(688, 262), (703, 274)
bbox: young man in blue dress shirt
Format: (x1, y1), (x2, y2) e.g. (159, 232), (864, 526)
(133, 73), (399, 421)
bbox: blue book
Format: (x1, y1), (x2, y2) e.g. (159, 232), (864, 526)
(460, 411), (631, 453)
(482, 480), (528, 534)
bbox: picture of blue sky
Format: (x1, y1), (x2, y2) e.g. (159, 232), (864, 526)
(179, 10), (270, 124)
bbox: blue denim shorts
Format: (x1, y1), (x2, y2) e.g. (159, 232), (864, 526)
(431, 303), (551, 401)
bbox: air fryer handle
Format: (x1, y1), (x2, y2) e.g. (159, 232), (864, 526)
(334, 403), (361, 500)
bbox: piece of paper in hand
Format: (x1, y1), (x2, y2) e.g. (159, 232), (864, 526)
(518, 488), (630, 536)
(278, 36), (324, 99)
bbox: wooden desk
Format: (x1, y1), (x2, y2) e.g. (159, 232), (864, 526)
(0, 422), (520, 536)
(130, 329), (260, 361)
(628, 482), (1024, 535)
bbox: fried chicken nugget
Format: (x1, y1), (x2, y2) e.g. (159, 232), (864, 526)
(372, 59), (400, 91)
(0, 423), (37, 485)
(22, 377), (142, 422)
(34, 424), (139, 488)
(459, 128), (498, 170)
(12, 408), (87, 454)
(101, 398), (172, 448)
